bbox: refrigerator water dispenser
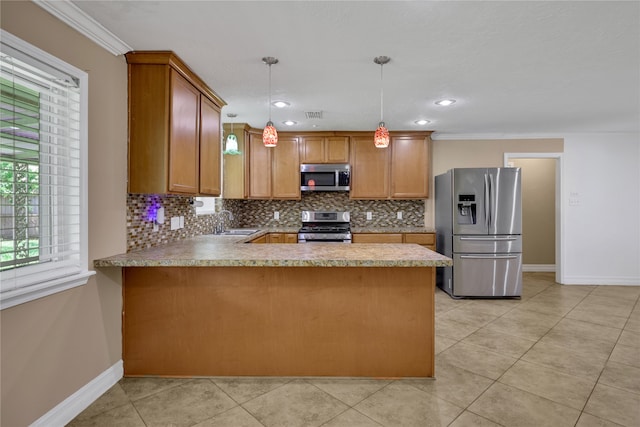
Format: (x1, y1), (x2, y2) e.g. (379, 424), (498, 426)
(457, 195), (476, 225)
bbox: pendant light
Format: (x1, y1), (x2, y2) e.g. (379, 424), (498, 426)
(223, 113), (241, 155)
(373, 56), (391, 148)
(262, 56), (279, 147)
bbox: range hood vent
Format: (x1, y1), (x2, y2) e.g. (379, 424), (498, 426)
(305, 111), (323, 119)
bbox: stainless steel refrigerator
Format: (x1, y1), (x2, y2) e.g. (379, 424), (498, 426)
(435, 168), (522, 298)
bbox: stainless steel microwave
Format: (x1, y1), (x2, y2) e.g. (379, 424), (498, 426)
(300, 163), (350, 191)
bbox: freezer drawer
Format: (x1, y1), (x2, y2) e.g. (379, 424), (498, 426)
(453, 235), (522, 254)
(452, 253), (522, 297)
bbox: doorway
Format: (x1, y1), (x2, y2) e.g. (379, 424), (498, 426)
(504, 153), (563, 284)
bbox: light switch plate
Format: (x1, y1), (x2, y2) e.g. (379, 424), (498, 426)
(274, 211), (280, 220)
(366, 212), (372, 220)
(179, 216), (184, 228)
(397, 211), (403, 220)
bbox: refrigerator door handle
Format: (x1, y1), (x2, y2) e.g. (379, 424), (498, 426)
(459, 236), (518, 241)
(484, 173), (490, 228)
(489, 173), (496, 231)
(460, 255), (519, 260)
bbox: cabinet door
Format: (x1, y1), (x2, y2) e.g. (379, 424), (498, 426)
(168, 70), (200, 194)
(350, 136), (389, 199)
(199, 96), (221, 195)
(267, 233), (283, 243)
(284, 233), (298, 243)
(272, 136), (301, 199)
(390, 135), (429, 199)
(404, 233), (435, 250)
(248, 132), (271, 199)
(300, 137), (325, 163)
(250, 234), (267, 243)
(352, 233), (403, 243)
(326, 136), (349, 163)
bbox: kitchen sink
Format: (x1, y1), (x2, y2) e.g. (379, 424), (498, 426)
(217, 229), (260, 236)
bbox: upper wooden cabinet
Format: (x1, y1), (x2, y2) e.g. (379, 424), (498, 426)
(300, 136), (349, 163)
(247, 131), (300, 199)
(222, 123), (250, 199)
(350, 132), (432, 200)
(390, 134), (430, 198)
(126, 51), (225, 195)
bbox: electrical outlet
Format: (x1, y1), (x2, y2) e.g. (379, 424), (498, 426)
(397, 211), (403, 220)
(170, 216), (180, 230)
(366, 212), (372, 220)
(274, 211), (280, 220)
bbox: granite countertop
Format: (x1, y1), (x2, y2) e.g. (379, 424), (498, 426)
(94, 231), (451, 268)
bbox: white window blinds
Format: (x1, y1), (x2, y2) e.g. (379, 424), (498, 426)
(0, 30), (93, 309)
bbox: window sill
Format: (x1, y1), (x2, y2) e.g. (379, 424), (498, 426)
(0, 271), (96, 310)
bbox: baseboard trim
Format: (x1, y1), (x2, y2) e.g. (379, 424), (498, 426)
(561, 277), (640, 286)
(523, 264), (556, 272)
(32, 360), (123, 427)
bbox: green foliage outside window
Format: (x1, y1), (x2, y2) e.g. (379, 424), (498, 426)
(0, 76), (41, 268)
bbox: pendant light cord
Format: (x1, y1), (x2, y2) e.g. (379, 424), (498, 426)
(380, 63), (384, 123)
(268, 64), (272, 122)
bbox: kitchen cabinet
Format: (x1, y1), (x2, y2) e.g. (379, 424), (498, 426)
(126, 51), (225, 195)
(350, 132), (432, 199)
(352, 233), (403, 243)
(352, 232), (436, 250)
(248, 131), (300, 199)
(267, 233), (298, 243)
(300, 136), (349, 163)
(249, 234), (267, 244)
(404, 233), (436, 251)
(199, 96), (222, 195)
(222, 123), (250, 199)
(350, 135), (389, 199)
(390, 135), (430, 198)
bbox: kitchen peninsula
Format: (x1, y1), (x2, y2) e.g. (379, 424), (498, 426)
(95, 233), (452, 378)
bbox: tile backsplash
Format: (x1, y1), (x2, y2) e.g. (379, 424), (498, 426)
(127, 193), (425, 251)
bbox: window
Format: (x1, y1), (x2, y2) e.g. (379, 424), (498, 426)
(0, 30), (93, 310)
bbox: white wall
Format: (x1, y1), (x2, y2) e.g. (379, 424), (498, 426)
(562, 133), (640, 285)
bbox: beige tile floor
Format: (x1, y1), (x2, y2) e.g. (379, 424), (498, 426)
(67, 273), (640, 427)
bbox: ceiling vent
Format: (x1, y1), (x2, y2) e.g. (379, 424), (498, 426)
(305, 111), (323, 119)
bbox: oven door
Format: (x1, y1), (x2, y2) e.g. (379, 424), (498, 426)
(298, 233), (352, 243)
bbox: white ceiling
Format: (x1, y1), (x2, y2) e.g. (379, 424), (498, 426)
(67, 0), (639, 137)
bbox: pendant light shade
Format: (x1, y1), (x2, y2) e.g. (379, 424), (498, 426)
(223, 113), (241, 155)
(373, 56), (390, 148)
(262, 56), (279, 147)
(262, 121), (278, 147)
(374, 122), (390, 148)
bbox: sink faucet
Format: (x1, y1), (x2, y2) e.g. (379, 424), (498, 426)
(214, 210), (234, 234)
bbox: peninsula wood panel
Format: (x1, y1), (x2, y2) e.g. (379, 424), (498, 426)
(123, 266), (435, 377)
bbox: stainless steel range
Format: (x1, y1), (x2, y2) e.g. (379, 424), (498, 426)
(298, 211), (351, 243)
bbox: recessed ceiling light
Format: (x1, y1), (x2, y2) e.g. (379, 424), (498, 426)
(282, 120), (297, 126)
(272, 101), (289, 108)
(435, 99), (456, 106)
(414, 119), (431, 125)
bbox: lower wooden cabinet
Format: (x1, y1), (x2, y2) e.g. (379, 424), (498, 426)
(249, 234), (267, 243)
(249, 233), (298, 243)
(268, 233), (298, 243)
(352, 233), (403, 243)
(403, 233), (436, 251)
(352, 232), (435, 250)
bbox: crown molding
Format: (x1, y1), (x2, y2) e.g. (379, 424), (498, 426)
(34, 0), (132, 56)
